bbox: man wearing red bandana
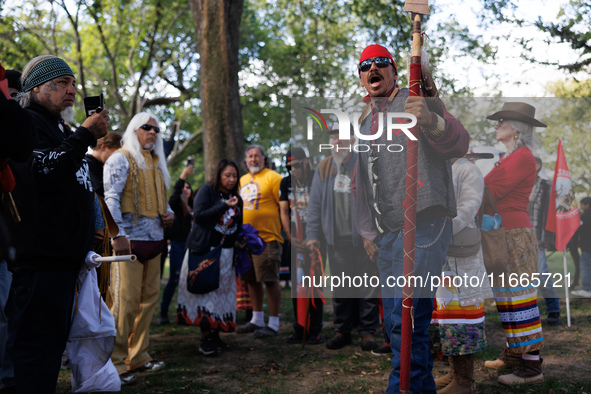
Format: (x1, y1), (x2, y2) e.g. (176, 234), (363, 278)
(354, 44), (470, 393)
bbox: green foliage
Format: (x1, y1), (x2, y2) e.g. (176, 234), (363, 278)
(537, 94), (591, 195)
(444, 97), (506, 147)
(239, 0), (492, 171)
(1, 0), (201, 181)
(479, 0), (591, 73)
(3, 0), (498, 184)
(533, 0), (591, 72)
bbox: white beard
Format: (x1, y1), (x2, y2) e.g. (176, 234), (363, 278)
(331, 149), (349, 168)
(142, 143), (155, 151)
(61, 106), (75, 123)
(248, 165), (262, 175)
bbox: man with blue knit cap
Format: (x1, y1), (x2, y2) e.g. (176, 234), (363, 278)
(5, 55), (110, 393)
(354, 44), (470, 393)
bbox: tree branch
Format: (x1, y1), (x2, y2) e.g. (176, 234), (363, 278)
(166, 128), (203, 166)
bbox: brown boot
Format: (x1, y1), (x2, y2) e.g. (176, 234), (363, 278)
(437, 354), (476, 394)
(434, 356), (454, 390)
(483, 346), (521, 369)
(498, 357), (544, 385)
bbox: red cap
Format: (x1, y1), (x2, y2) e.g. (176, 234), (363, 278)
(359, 44), (396, 72)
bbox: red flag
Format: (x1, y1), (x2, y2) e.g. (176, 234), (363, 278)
(546, 139), (581, 251)
(294, 210), (310, 330)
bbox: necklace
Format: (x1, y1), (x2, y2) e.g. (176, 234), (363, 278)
(294, 176), (306, 188)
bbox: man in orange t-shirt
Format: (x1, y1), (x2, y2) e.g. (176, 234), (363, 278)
(237, 145), (284, 337)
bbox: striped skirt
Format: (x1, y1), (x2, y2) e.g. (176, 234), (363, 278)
(491, 227), (543, 353)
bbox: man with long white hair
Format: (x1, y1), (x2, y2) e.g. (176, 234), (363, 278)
(104, 112), (173, 385)
(6, 55), (109, 392)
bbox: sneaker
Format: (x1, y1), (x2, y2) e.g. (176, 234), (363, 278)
(547, 311), (561, 326)
(159, 315), (170, 325)
(210, 331), (229, 350)
(236, 322), (264, 334)
(371, 345), (392, 355)
(120, 372), (137, 386)
(254, 326), (278, 338)
(361, 334), (378, 351)
(199, 336), (221, 356)
(326, 333), (352, 350)
(571, 289), (591, 298)
(307, 333), (325, 345)
(141, 360), (165, 372)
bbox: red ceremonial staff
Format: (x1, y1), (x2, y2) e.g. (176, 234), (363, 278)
(401, 0), (429, 392)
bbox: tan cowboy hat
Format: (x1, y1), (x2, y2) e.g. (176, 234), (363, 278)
(487, 102), (547, 128)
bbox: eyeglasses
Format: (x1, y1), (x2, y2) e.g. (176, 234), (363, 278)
(140, 124), (160, 133)
(358, 57), (393, 72)
(291, 162), (303, 169)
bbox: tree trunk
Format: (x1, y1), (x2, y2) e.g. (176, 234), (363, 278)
(190, 0), (245, 182)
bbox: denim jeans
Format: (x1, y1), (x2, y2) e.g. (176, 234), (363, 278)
(581, 251), (591, 292)
(377, 216), (451, 394)
(160, 241), (185, 318)
(537, 248), (560, 313)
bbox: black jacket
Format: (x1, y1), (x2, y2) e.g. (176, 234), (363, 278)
(185, 183), (242, 255)
(0, 93), (36, 162)
(6, 102), (96, 271)
(85, 154), (105, 198)
(166, 178), (193, 242)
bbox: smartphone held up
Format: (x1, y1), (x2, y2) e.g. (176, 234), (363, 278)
(83, 93), (104, 117)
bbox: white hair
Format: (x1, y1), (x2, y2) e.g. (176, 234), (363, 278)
(122, 112), (170, 188)
(16, 91), (32, 108)
(507, 119), (542, 157)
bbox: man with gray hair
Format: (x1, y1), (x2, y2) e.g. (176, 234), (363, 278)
(6, 55), (109, 392)
(104, 112), (173, 385)
(237, 145), (284, 337)
(306, 124), (380, 351)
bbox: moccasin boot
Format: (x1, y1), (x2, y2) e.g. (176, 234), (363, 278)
(498, 358), (544, 386)
(484, 346), (521, 369)
(437, 354), (476, 394)
(434, 356), (454, 390)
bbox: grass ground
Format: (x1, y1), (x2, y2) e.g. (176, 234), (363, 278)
(55, 251), (591, 393)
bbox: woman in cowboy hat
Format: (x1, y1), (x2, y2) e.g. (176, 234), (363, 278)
(482, 102), (547, 386)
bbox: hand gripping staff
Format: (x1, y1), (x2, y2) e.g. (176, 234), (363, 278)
(401, 0), (429, 392)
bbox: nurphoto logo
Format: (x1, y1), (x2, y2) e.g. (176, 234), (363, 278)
(304, 107), (417, 153)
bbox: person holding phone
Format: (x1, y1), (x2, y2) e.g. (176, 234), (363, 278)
(7, 55), (109, 392)
(178, 159), (243, 356)
(159, 163), (195, 324)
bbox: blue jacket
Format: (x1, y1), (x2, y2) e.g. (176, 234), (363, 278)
(305, 153), (361, 247)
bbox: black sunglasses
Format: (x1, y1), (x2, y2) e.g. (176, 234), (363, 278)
(291, 162), (303, 169)
(358, 57), (393, 72)
(140, 124), (160, 133)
